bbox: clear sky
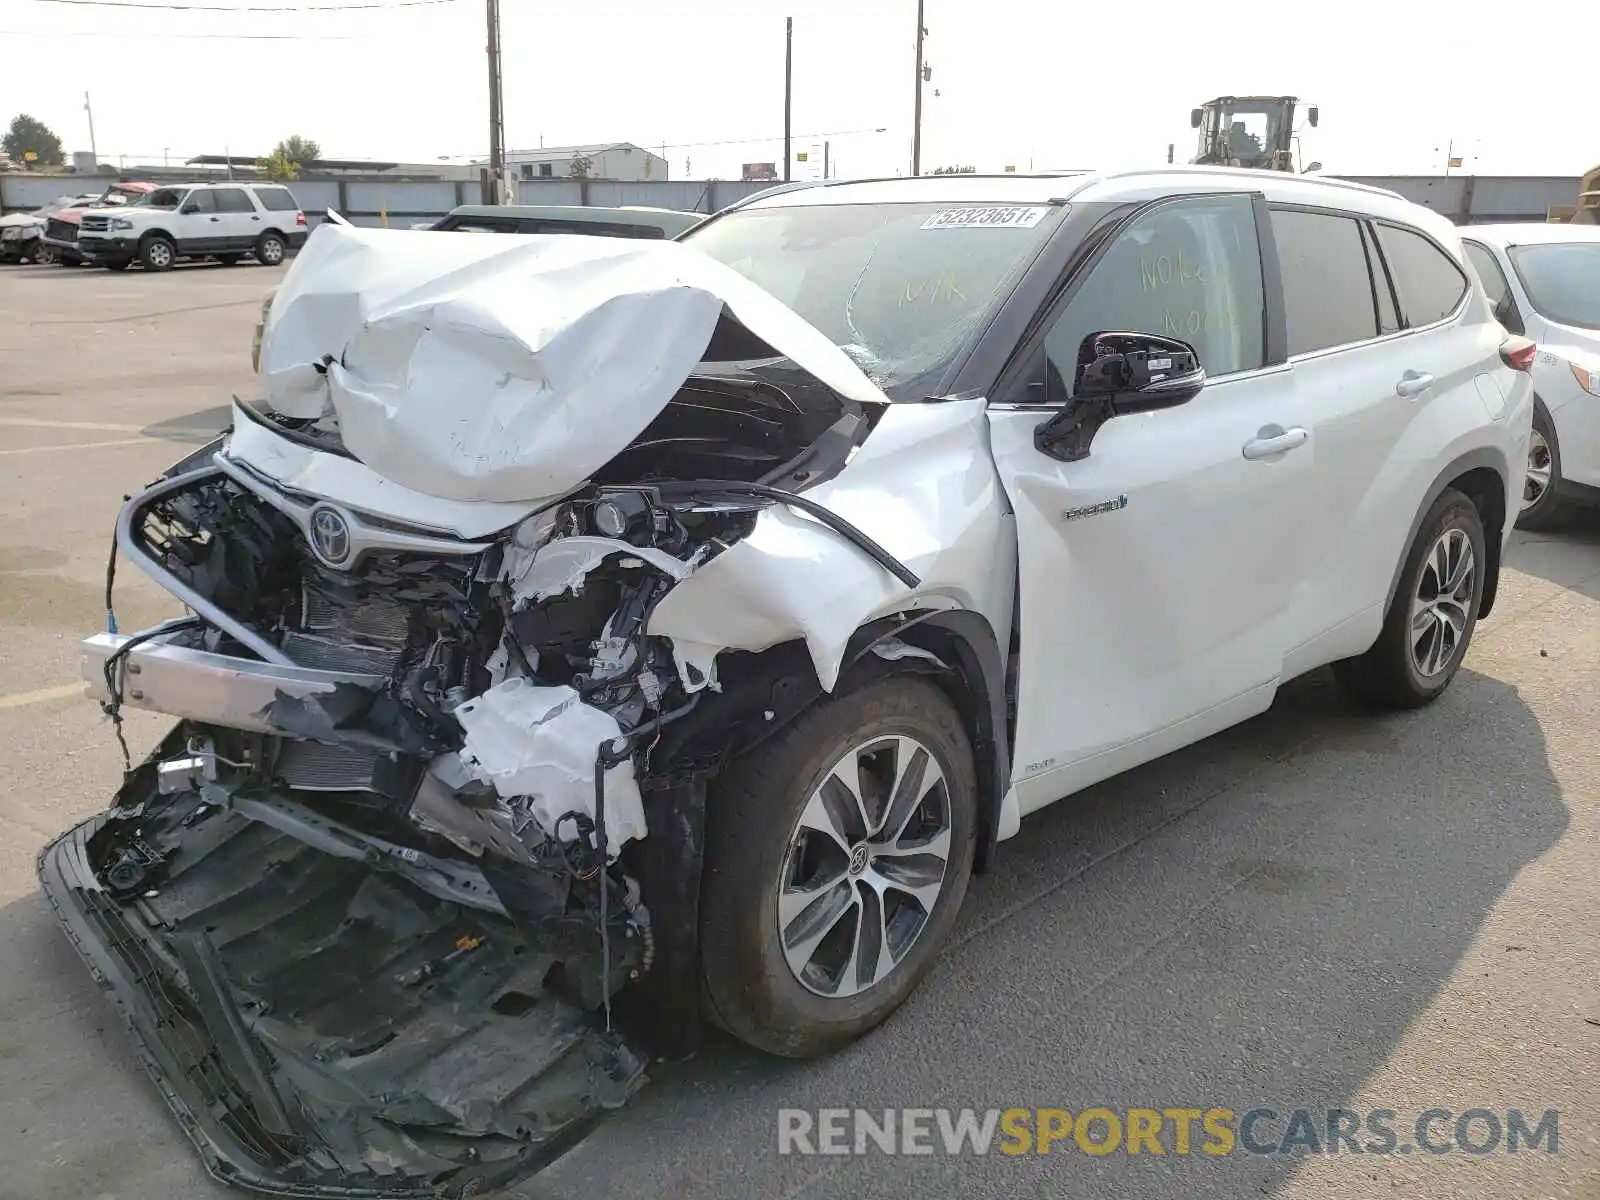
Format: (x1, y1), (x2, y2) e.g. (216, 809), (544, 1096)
(3, 0), (1596, 179)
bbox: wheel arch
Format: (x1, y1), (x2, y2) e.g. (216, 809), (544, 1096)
(138, 227), (175, 246)
(1387, 449), (1509, 622)
(646, 609), (1011, 875)
(620, 611), (1009, 1060)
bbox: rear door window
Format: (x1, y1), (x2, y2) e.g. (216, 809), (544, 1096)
(1374, 223), (1468, 327)
(1269, 208), (1379, 355)
(211, 188), (255, 214)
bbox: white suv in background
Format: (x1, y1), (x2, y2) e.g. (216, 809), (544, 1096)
(77, 181), (308, 272)
(1461, 224), (1600, 527)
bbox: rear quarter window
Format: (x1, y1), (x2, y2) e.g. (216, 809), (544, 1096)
(1270, 208), (1380, 355)
(1374, 223), (1469, 327)
(254, 187), (300, 212)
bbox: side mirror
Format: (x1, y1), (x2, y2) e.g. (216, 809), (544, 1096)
(180, 202), (200, 214)
(1034, 332), (1206, 462)
(1493, 294), (1525, 335)
(1307, 105), (1319, 128)
(1189, 108), (1204, 129)
(1304, 161), (1323, 173)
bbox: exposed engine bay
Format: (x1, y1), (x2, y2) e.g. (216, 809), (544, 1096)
(40, 226), (958, 1198)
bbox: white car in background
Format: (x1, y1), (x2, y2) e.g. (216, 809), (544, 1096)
(1461, 224), (1600, 527)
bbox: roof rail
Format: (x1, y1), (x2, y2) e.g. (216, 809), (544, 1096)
(1094, 164), (1406, 202)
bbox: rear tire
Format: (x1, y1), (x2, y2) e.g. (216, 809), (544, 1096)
(1515, 398), (1570, 531)
(140, 235), (176, 272)
(699, 675), (977, 1059)
(1334, 487), (1485, 710)
(255, 232), (286, 266)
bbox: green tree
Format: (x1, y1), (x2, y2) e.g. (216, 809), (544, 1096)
(568, 154), (594, 180)
(270, 135), (321, 175)
(3, 114), (64, 169)
(262, 148), (299, 180)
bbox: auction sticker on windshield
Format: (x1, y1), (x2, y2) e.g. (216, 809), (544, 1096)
(921, 206), (1051, 230)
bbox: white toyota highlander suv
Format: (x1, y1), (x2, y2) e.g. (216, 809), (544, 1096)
(40, 169), (1533, 1198)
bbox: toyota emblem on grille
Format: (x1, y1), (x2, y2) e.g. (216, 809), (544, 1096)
(308, 506), (353, 567)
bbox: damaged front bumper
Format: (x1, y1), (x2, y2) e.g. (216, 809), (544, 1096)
(81, 630), (385, 738)
(39, 773), (646, 1200)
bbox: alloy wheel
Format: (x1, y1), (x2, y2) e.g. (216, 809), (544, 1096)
(147, 241), (173, 268)
(777, 734), (952, 998)
(1523, 428), (1552, 511)
(1410, 527), (1475, 678)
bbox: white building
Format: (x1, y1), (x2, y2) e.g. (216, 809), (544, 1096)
(500, 142), (668, 182)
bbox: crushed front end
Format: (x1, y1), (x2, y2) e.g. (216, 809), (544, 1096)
(40, 223), (920, 1197)
(41, 444), (738, 1195)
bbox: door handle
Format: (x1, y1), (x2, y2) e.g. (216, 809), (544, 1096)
(1395, 370), (1434, 399)
(209, 216), (221, 222)
(1242, 425), (1309, 460)
(251, 215), (261, 221)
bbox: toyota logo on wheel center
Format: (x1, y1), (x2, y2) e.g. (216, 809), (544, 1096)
(847, 844), (871, 876)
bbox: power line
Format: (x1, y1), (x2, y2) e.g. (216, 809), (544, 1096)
(21, 0), (457, 12)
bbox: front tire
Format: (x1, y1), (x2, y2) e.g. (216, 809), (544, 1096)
(34, 242), (57, 266)
(140, 235), (175, 272)
(1334, 487), (1485, 709)
(1516, 398), (1570, 531)
(700, 675), (977, 1059)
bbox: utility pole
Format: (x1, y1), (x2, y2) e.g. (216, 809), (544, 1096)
(783, 17), (793, 182)
(823, 140), (830, 179)
(486, 0), (506, 203)
(83, 91), (98, 167)
(911, 0), (926, 176)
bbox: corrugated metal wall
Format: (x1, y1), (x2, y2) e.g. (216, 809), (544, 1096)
(0, 171), (1583, 224)
(0, 173), (769, 221)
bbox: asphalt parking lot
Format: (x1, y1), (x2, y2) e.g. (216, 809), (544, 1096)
(1, 260), (1597, 1200)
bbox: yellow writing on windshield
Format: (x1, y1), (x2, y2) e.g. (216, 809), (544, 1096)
(900, 272), (968, 306)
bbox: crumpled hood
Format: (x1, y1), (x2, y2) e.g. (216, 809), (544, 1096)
(256, 223), (892, 504)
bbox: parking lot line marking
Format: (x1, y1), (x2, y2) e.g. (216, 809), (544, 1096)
(0, 417), (147, 433)
(0, 438), (155, 457)
(0, 417), (220, 438)
(0, 683), (82, 711)
(0, 417), (146, 433)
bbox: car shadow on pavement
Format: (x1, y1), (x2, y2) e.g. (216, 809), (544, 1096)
(0, 666), (1568, 1200)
